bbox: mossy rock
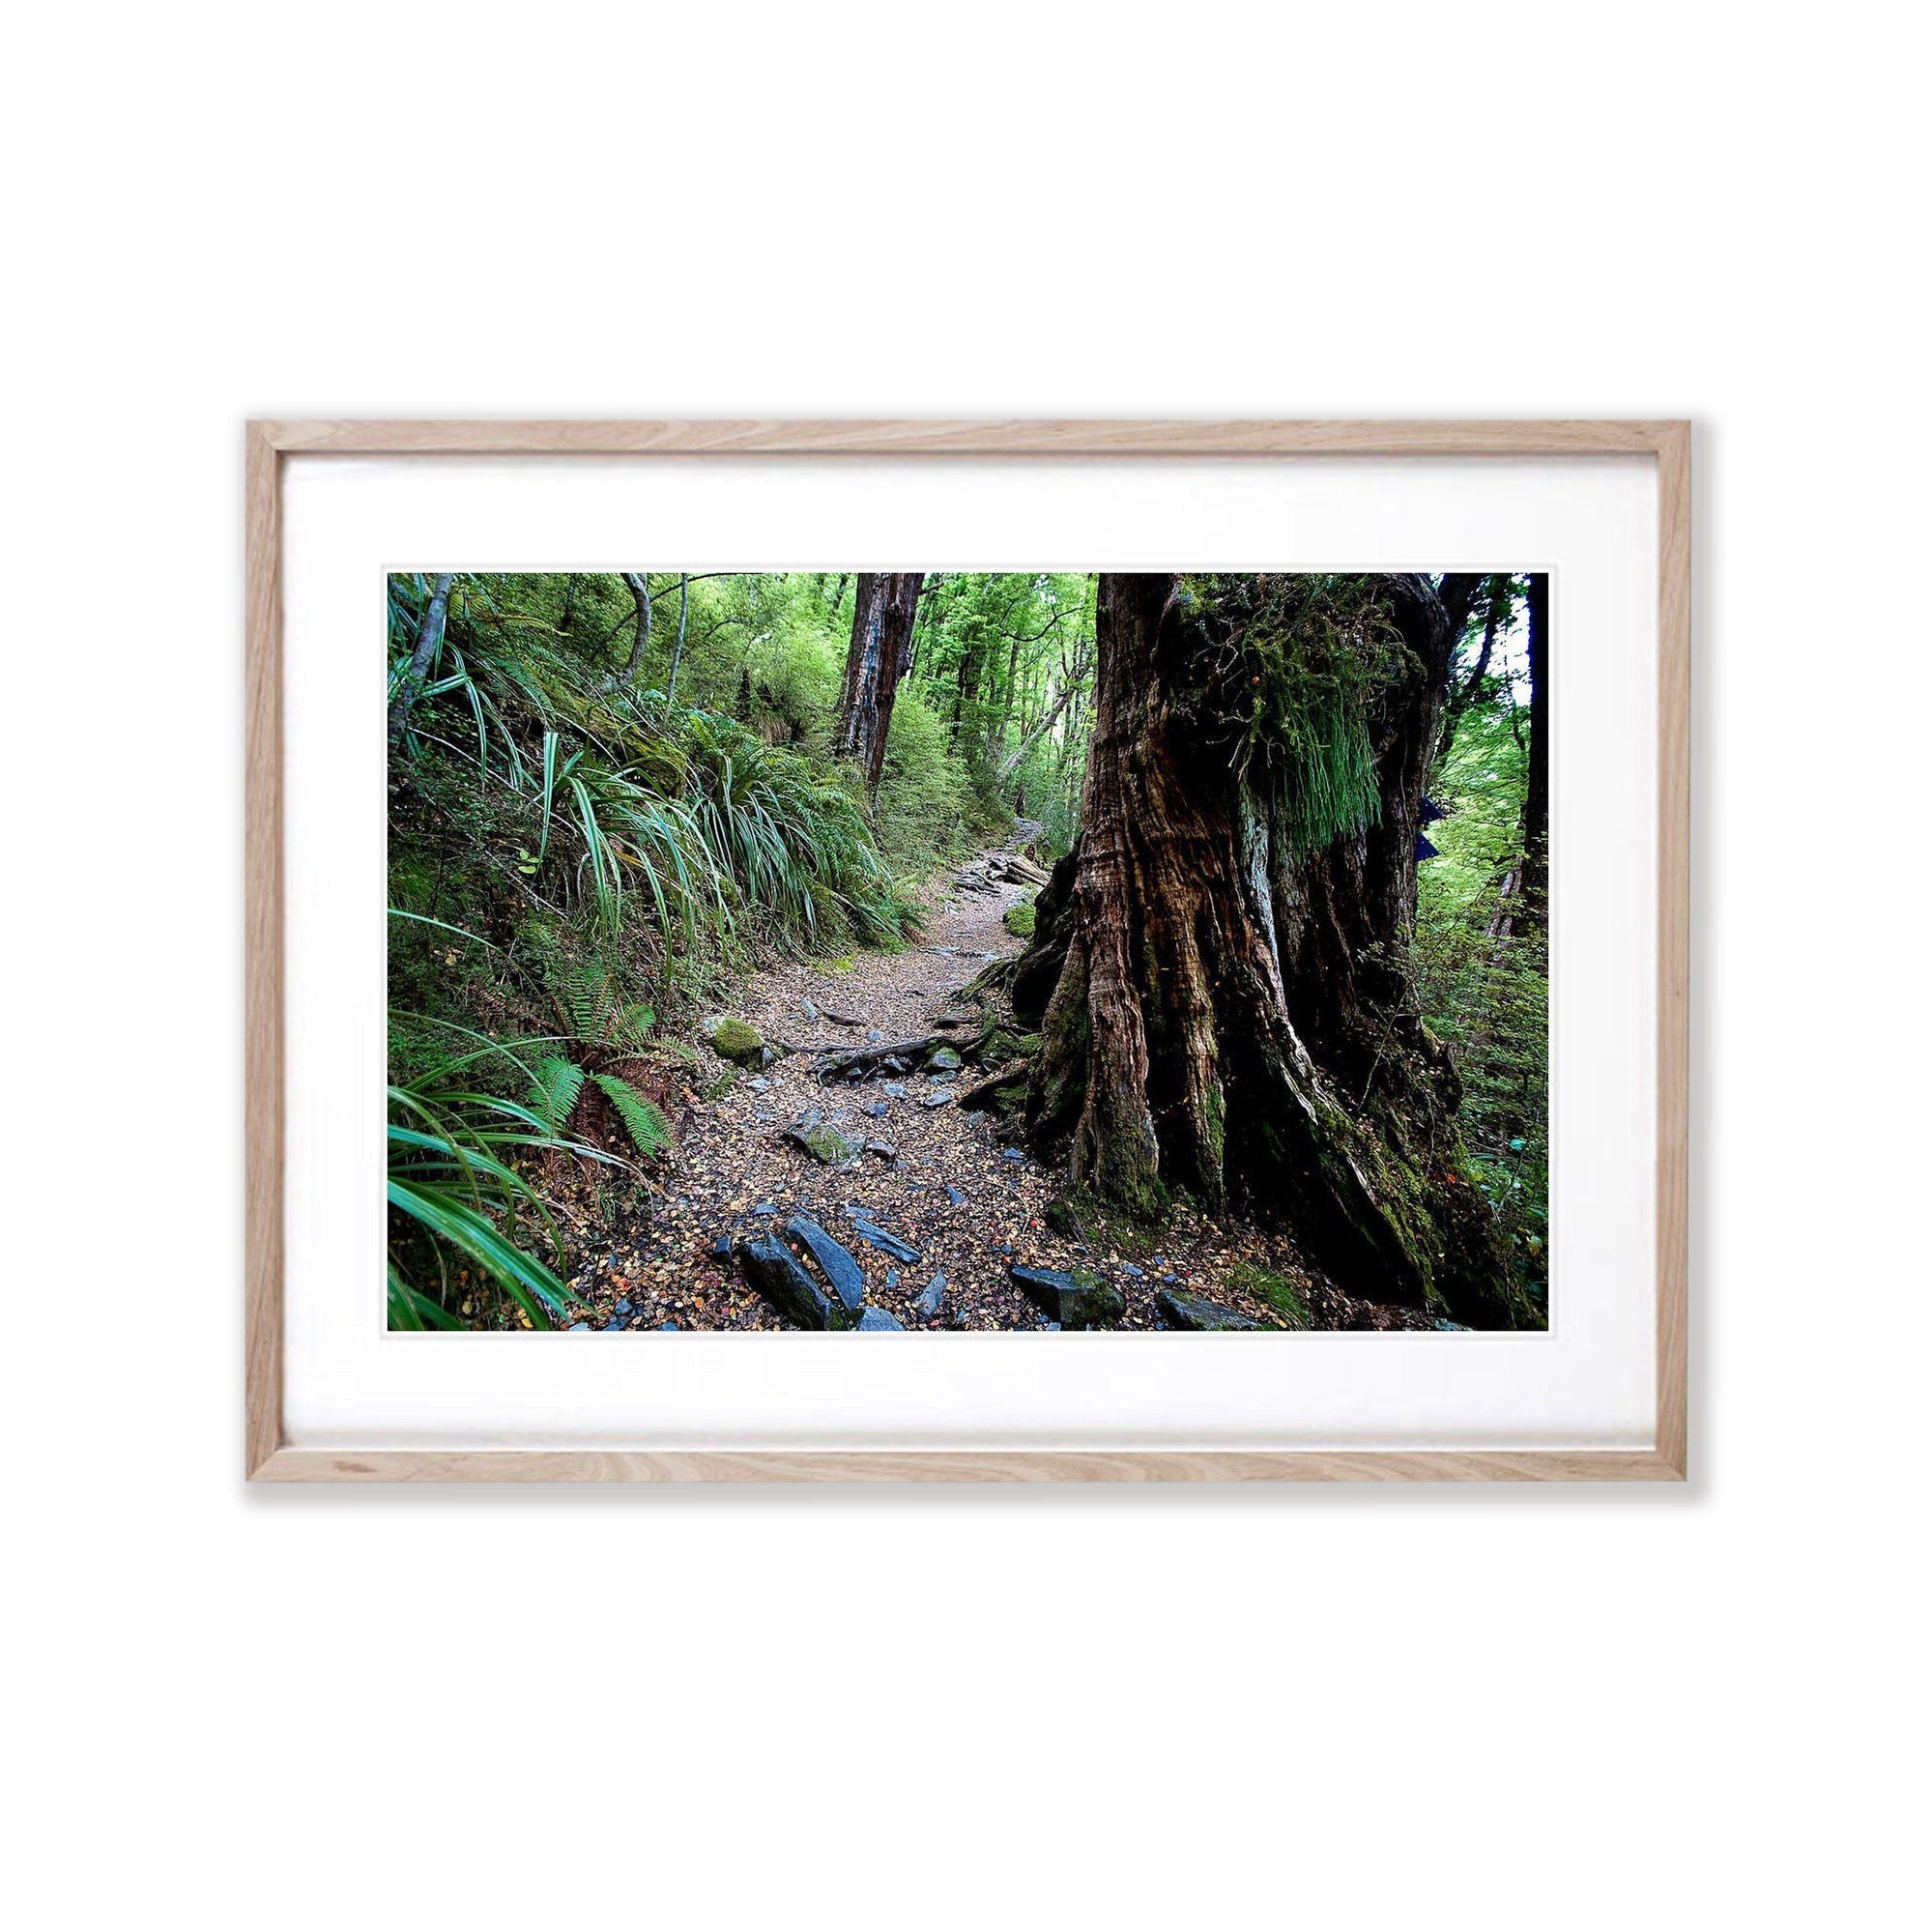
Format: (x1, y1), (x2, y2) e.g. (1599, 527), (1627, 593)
(702, 1016), (764, 1065)
(926, 1045), (964, 1072)
(1002, 901), (1037, 938)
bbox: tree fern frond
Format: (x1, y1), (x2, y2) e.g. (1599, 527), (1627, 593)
(532, 1055), (586, 1130)
(591, 1074), (671, 1160)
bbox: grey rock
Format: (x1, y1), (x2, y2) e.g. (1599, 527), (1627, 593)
(865, 1140), (898, 1160)
(709, 1236), (733, 1262)
(783, 1122), (863, 1166)
(927, 1046), (964, 1072)
(752, 1200), (778, 1217)
(1011, 1265), (1125, 1330)
(1154, 1287), (1260, 1332)
(736, 1233), (835, 1330)
(854, 1307), (905, 1331)
(945, 1186), (966, 1206)
(658, 1321), (679, 1331)
(566, 1322), (591, 1332)
(1001, 1147), (1024, 1163)
(882, 1082), (908, 1099)
(866, 1028), (884, 1044)
(616, 1297), (633, 1314)
(747, 1076), (770, 1093)
(1119, 1262), (1144, 1279)
(884, 1266), (901, 1289)
(868, 1103), (888, 1119)
(798, 997), (819, 1022)
(912, 1272), (946, 1322)
(1038, 1320), (1061, 1332)
(920, 1091), (955, 1110)
(849, 1219), (921, 1265)
(1430, 1318), (1474, 1333)
(784, 1216), (866, 1311)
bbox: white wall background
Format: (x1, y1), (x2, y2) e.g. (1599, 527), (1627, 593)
(6, 6), (1925, 1929)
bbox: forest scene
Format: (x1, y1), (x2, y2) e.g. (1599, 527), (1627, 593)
(388, 567), (1548, 1335)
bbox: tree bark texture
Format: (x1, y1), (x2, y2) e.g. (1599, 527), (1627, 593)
(832, 571), (924, 800)
(617, 571), (652, 685)
(1011, 572), (1523, 1327)
(388, 571), (455, 747)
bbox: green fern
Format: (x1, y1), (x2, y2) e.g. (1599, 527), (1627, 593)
(531, 1054), (586, 1131)
(591, 1073), (672, 1159)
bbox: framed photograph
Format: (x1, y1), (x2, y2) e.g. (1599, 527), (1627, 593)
(246, 419), (1687, 1482)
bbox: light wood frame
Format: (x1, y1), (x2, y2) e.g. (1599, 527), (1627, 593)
(246, 418), (1689, 1483)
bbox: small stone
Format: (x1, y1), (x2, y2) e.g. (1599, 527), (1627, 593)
(658, 1321), (679, 1332)
(912, 1272), (946, 1322)
(1155, 1287), (1259, 1332)
(1011, 1265), (1125, 1329)
(616, 1297), (633, 1314)
(784, 1123), (864, 1166)
(855, 1307), (905, 1331)
(737, 1233), (835, 1330)
(1119, 1262), (1144, 1279)
(865, 1140), (898, 1160)
(709, 1236), (733, 1261)
(946, 1187), (966, 1206)
(848, 1219), (922, 1265)
(785, 1216), (866, 1311)
(927, 1046), (963, 1072)
(868, 1103), (888, 1119)
(752, 1200), (778, 1217)
(866, 1028), (884, 1044)
(920, 1091), (955, 1110)
(748, 1077), (770, 1093)
(884, 1266), (901, 1289)
(566, 1322), (591, 1332)
(1001, 1147), (1024, 1163)
(882, 1081), (908, 1099)
(798, 997), (819, 1022)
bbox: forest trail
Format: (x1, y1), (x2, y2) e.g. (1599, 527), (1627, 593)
(560, 847), (1439, 1331)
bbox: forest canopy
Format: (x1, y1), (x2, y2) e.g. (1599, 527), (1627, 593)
(387, 569), (1546, 1336)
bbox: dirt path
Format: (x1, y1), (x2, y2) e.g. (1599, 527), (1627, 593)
(560, 851), (1436, 1331)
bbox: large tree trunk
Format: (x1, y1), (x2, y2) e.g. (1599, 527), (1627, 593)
(831, 571), (924, 800)
(1011, 571), (1524, 1327)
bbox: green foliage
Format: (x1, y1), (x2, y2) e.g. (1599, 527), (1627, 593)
(591, 1073), (673, 1160)
(1003, 898), (1036, 937)
(1415, 603), (1548, 1305)
(386, 1027), (622, 1330)
(1226, 1261), (1312, 1330)
(1191, 573), (1400, 855)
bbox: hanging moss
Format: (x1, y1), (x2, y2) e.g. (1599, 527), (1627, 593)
(1181, 573), (1403, 855)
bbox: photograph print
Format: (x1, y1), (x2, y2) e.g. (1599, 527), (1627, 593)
(387, 568), (1548, 1334)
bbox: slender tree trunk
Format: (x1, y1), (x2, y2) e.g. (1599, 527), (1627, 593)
(832, 571), (924, 800)
(616, 571), (652, 685)
(559, 571), (579, 635)
(665, 572), (690, 705)
(1011, 572), (1522, 1326)
(388, 571), (455, 747)
(995, 650), (1088, 784)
